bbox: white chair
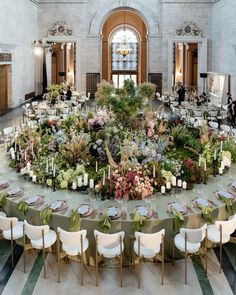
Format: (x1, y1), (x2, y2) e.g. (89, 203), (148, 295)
(134, 230), (165, 288)
(23, 220), (56, 278)
(47, 109), (56, 116)
(0, 216), (24, 267)
(207, 215), (236, 272)
(173, 224), (207, 284)
(209, 121), (219, 130)
(94, 230), (125, 287)
(220, 124), (231, 133)
(57, 227), (89, 285)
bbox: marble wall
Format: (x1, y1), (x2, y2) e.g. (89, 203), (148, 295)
(212, 0), (236, 97)
(0, 0), (38, 108)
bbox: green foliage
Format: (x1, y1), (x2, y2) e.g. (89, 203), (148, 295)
(16, 201), (28, 215)
(223, 139), (236, 162)
(132, 211), (147, 232)
(199, 206), (213, 223)
(219, 195), (235, 216)
(172, 209), (184, 232)
(137, 82), (156, 100)
(0, 193), (7, 208)
(39, 207), (53, 225)
(99, 213), (112, 233)
(69, 210), (81, 231)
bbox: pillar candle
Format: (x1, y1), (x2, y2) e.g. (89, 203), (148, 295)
(32, 175), (36, 183)
(89, 179), (94, 189)
(153, 165), (156, 178)
(29, 170), (34, 178)
(214, 149), (217, 161)
(77, 176), (82, 187)
(83, 173), (88, 186)
(72, 182), (77, 190)
(166, 182), (171, 190)
(219, 167), (223, 175)
(199, 155), (201, 167)
(204, 159), (207, 171)
(171, 176), (176, 186)
(95, 161), (98, 173)
(177, 179), (182, 187)
(161, 186), (165, 194)
(182, 181), (187, 189)
(220, 141), (223, 152)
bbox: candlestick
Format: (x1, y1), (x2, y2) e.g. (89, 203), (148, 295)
(214, 149), (216, 161)
(108, 165), (111, 180)
(53, 166), (56, 178)
(204, 158), (207, 171)
(24, 150), (27, 161)
(220, 141), (223, 152)
(46, 159), (49, 174)
(95, 161), (98, 173)
(51, 157), (54, 171)
(153, 165), (156, 178)
(199, 155), (201, 167)
(102, 171), (106, 186)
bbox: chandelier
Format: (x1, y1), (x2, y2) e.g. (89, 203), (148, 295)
(116, 11), (132, 60)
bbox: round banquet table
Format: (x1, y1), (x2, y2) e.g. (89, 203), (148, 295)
(0, 147), (235, 266)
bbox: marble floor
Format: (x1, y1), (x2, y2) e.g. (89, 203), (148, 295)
(0, 104), (235, 295)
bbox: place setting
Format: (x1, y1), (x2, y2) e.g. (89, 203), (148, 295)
(0, 179), (9, 190)
(49, 200), (68, 213)
(24, 195), (44, 207)
(100, 206), (123, 220)
(192, 197), (213, 209)
(77, 204), (94, 218)
(132, 205), (153, 219)
(167, 202), (188, 216)
(6, 187), (24, 198)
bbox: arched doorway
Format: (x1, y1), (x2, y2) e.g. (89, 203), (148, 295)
(101, 10), (148, 84)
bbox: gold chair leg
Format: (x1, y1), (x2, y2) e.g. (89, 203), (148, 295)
(80, 235), (84, 286)
(10, 222), (14, 268)
(57, 257), (60, 283)
(23, 225), (26, 273)
(120, 236), (123, 287)
(42, 230), (46, 279)
(219, 225), (222, 273)
(95, 236), (98, 287)
(86, 248), (90, 267)
(185, 253), (188, 284)
(162, 235), (165, 285)
(138, 237), (141, 289)
(172, 238), (175, 266)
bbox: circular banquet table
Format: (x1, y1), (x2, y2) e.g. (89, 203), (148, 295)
(0, 146), (235, 266)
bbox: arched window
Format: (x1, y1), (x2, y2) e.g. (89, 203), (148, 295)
(111, 28), (138, 72)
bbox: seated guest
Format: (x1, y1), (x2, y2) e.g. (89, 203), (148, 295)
(177, 85), (186, 105)
(66, 86), (72, 100)
(227, 92), (233, 104)
(228, 99), (236, 126)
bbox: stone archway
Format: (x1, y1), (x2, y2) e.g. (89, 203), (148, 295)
(89, 0), (160, 37)
(101, 10), (148, 83)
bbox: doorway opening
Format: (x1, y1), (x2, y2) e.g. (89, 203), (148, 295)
(0, 65), (10, 115)
(102, 10), (147, 84)
(173, 43), (198, 92)
(51, 42), (75, 85)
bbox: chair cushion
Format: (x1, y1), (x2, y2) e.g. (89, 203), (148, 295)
(174, 233), (200, 254)
(207, 224), (230, 244)
(31, 229), (56, 249)
(97, 242), (124, 258)
(3, 221), (24, 240)
(133, 240), (160, 258)
(62, 238), (89, 256)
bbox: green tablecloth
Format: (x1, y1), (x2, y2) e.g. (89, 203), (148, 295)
(1, 147), (235, 265)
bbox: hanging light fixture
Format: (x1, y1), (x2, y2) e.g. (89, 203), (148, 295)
(116, 11), (132, 60)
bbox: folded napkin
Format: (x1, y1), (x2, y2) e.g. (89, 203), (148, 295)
(137, 206), (148, 216)
(218, 190), (234, 199)
(50, 201), (63, 210)
(196, 198), (209, 207)
(171, 203), (184, 212)
(8, 188), (21, 195)
(107, 207), (117, 217)
(25, 195), (39, 205)
(78, 205), (89, 215)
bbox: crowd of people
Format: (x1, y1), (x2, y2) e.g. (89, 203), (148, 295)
(176, 85), (236, 127)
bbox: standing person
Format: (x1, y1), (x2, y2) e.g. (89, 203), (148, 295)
(231, 100), (236, 126)
(177, 85), (186, 105)
(227, 92), (233, 105)
(66, 86), (72, 100)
